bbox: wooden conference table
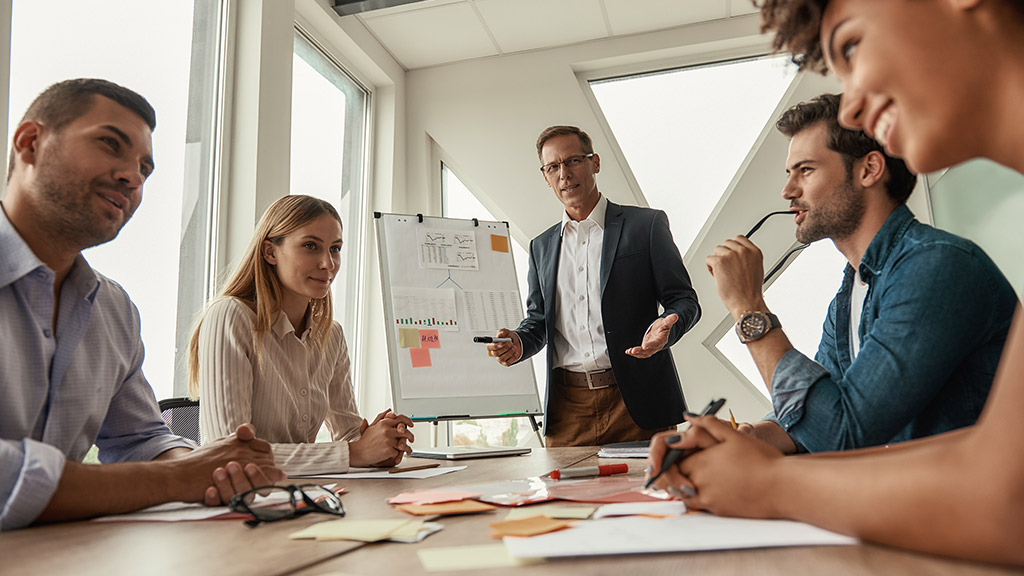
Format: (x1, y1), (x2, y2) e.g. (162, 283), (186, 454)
(2, 448), (1022, 576)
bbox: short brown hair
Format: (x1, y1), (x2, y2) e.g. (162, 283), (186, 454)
(536, 125), (594, 160)
(8, 79), (156, 180)
(778, 93), (917, 204)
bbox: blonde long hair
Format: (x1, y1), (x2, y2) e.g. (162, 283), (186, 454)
(188, 195), (342, 398)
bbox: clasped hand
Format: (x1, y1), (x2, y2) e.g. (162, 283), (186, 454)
(349, 409), (415, 468)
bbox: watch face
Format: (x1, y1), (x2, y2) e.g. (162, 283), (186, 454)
(739, 313), (768, 339)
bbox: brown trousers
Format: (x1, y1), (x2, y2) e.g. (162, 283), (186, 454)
(544, 370), (675, 447)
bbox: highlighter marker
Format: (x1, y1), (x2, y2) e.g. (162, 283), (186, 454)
(550, 463), (628, 480)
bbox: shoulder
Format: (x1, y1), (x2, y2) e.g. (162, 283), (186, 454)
(203, 297), (257, 330)
(898, 222), (997, 269)
(615, 203), (663, 223)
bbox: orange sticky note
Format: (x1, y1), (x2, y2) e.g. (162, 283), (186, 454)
(419, 329), (440, 349)
(488, 515), (575, 538)
(491, 234), (509, 253)
(396, 500), (496, 516)
(410, 347), (431, 368)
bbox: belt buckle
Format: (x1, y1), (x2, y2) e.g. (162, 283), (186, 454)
(586, 370), (610, 390)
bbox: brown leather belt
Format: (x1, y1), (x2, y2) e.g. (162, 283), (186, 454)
(556, 368), (616, 390)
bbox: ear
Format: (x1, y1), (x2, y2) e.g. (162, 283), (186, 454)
(592, 153), (600, 174)
(857, 150), (886, 188)
(11, 121), (43, 170)
(262, 240), (278, 265)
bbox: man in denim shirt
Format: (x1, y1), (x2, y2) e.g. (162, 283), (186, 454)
(706, 94), (1016, 453)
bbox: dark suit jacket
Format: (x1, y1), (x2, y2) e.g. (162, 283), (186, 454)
(515, 200), (701, 433)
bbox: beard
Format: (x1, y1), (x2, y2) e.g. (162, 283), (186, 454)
(31, 144), (136, 251)
(795, 177), (865, 244)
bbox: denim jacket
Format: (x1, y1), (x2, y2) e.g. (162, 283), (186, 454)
(770, 205), (1017, 452)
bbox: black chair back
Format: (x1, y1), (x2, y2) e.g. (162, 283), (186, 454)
(158, 397), (201, 443)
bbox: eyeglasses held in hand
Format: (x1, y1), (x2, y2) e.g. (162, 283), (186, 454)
(540, 153), (594, 177)
(744, 210), (811, 286)
(228, 484), (345, 528)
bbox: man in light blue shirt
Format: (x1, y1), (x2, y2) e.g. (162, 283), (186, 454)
(705, 94), (1016, 453)
(0, 79), (284, 531)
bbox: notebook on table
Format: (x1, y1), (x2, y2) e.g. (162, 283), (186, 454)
(410, 446), (532, 460)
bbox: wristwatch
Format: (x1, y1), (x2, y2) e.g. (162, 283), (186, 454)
(735, 311), (781, 343)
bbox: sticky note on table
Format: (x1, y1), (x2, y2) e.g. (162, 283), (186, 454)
(504, 505), (596, 520)
(389, 490), (483, 505)
(396, 500), (497, 516)
(488, 515), (574, 538)
(399, 328), (419, 348)
(490, 234), (509, 253)
(410, 347), (431, 367)
(289, 519), (422, 542)
(418, 544), (543, 572)
(419, 329), (440, 349)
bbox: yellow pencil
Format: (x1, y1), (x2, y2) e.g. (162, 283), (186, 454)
(729, 409), (738, 430)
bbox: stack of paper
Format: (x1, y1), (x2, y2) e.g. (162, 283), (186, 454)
(597, 440), (650, 459)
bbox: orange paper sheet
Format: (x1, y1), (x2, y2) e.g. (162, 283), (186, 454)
(488, 515), (574, 538)
(490, 234), (509, 253)
(396, 500), (497, 516)
(388, 490), (483, 505)
(419, 329), (440, 349)
(410, 347), (431, 367)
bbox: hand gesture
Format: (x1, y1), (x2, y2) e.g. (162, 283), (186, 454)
(626, 313), (678, 358)
(184, 423), (285, 505)
(486, 328), (523, 367)
(706, 236), (768, 318)
(349, 412), (415, 468)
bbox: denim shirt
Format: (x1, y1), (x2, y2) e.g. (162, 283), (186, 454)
(770, 205), (1017, 452)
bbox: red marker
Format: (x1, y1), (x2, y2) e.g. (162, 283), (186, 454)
(549, 464), (628, 480)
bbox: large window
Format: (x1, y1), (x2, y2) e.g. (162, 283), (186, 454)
(7, 0), (225, 402)
(442, 162), (543, 447)
(289, 29), (370, 356)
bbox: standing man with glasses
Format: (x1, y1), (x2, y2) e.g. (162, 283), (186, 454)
(703, 94), (1016, 454)
(486, 125), (701, 446)
(0, 79), (284, 531)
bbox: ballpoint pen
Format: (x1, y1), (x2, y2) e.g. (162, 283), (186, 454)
(643, 398), (726, 489)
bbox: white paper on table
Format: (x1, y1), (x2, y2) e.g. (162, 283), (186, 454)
(592, 501), (687, 519)
(294, 466), (466, 479)
(92, 483), (339, 522)
(504, 515), (857, 558)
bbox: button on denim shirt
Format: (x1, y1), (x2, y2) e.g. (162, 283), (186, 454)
(770, 205), (1017, 452)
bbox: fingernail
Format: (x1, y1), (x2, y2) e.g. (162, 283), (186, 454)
(683, 412), (698, 419)
(681, 485), (696, 497)
(214, 470), (227, 482)
(665, 434), (681, 444)
(645, 465), (653, 477)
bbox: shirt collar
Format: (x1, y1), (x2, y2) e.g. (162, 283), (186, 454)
(858, 204), (916, 281)
(270, 308), (313, 341)
(560, 194), (607, 236)
(0, 204), (51, 290)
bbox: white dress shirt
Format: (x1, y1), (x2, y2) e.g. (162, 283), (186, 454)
(197, 297), (364, 476)
(553, 194), (611, 372)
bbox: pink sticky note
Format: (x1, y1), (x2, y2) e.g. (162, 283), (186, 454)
(419, 329), (441, 349)
(388, 490), (484, 505)
(410, 347), (432, 368)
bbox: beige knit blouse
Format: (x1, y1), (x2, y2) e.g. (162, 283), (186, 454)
(197, 297), (363, 475)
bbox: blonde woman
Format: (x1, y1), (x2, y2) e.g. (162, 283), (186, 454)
(189, 195), (413, 475)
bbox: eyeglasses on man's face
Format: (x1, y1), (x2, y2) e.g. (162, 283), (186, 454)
(228, 484), (346, 528)
(540, 153), (594, 177)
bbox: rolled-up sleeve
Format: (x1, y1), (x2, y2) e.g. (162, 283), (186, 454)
(1, 439), (67, 531)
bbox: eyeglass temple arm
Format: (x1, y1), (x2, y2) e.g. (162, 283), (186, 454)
(763, 243), (810, 286)
(745, 210), (798, 238)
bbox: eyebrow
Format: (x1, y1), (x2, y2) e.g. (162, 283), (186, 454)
(300, 235), (343, 244)
(786, 159), (815, 173)
(102, 124), (156, 174)
(826, 18), (851, 67)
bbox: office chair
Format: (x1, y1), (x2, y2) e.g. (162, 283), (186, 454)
(159, 397), (201, 443)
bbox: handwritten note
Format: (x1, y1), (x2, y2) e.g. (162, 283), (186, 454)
(419, 329), (441, 349)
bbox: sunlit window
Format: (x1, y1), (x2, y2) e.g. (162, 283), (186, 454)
(7, 0), (224, 402)
(442, 163), (543, 447)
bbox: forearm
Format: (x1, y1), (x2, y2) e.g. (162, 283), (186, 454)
(273, 441), (349, 476)
(744, 329), (794, 391)
(750, 421), (797, 454)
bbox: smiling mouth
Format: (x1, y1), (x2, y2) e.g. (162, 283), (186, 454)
(99, 192), (124, 211)
(872, 104), (897, 148)
(561, 184), (579, 193)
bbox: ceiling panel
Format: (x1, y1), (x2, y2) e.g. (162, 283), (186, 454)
(361, 2), (498, 69)
(603, 0), (729, 36)
(474, 0), (607, 54)
(729, 0), (760, 16)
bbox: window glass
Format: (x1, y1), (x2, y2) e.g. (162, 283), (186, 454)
(7, 0), (223, 402)
(289, 29), (369, 360)
(442, 163), (543, 447)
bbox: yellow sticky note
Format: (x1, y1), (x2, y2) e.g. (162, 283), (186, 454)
(289, 519), (420, 542)
(491, 234), (509, 253)
(399, 328), (419, 348)
(418, 544), (543, 572)
(396, 500), (496, 516)
(504, 505), (596, 520)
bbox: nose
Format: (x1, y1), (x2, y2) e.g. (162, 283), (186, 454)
(837, 90), (865, 132)
(113, 161), (145, 190)
(781, 175), (799, 201)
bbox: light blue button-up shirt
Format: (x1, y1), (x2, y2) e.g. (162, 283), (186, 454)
(0, 208), (193, 530)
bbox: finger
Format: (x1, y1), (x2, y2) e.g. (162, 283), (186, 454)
(662, 313), (679, 327)
(243, 437), (274, 455)
(225, 461), (253, 495)
(685, 414), (741, 443)
(360, 418), (369, 433)
(243, 462), (275, 490)
(212, 466), (234, 503)
(204, 485), (221, 506)
(234, 423), (256, 442)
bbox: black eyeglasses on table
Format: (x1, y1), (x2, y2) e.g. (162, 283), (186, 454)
(744, 210), (811, 285)
(228, 484), (345, 528)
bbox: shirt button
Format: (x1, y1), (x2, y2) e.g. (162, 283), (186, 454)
(577, 266), (584, 272)
(43, 328), (52, 338)
(580, 325), (586, 331)
(584, 352), (591, 358)
(300, 388), (308, 397)
(302, 414), (310, 422)
(579, 295), (585, 301)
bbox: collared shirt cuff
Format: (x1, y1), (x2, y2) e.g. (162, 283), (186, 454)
(770, 349), (831, 430)
(2, 440), (67, 531)
(759, 411), (809, 454)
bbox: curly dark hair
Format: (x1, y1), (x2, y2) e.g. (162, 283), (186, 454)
(757, 0), (830, 73)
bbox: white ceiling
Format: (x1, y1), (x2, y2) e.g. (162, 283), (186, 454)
(352, 0), (761, 70)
